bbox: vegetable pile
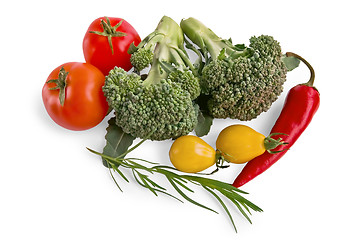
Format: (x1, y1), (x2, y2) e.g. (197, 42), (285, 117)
(42, 15), (319, 232)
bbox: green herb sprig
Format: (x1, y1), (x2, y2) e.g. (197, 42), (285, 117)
(87, 137), (262, 232)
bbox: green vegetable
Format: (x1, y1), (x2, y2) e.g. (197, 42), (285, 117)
(281, 55), (300, 71)
(194, 94), (214, 137)
(87, 133), (262, 232)
(102, 117), (135, 167)
(180, 17), (299, 121)
(195, 110), (213, 137)
(103, 16), (201, 141)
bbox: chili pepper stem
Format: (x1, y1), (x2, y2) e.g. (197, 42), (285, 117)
(286, 52), (315, 88)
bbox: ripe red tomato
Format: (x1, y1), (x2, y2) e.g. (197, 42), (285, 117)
(42, 62), (109, 131)
(83, 17), (141, 76)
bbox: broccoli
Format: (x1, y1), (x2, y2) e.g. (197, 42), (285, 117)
(103, 16), (200, 141)
(180, 17), (290, 121)
(128, 31), (160, 73)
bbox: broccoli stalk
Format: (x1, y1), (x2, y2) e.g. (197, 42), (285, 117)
(130, 17), (195, 73)
(180, 18), (249, 63)
(103, 16), (200, 141)
(129, 16), (200, 99)
(180, 17), (292, 121)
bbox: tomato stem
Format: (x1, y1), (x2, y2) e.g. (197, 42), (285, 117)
(46, 66), (68, 106)
(263, 133), (289, 154)
(285, 52), (315, 87)
(89, 17), (127, 55)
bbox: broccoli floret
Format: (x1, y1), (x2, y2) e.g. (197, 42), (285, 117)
(103, 16), (200, 141)
(130, 48), (154, 72)
(180, 17), (289, 121)
(128, 29), (167, 72)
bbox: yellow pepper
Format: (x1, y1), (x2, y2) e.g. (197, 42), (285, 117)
(216, 124), (287, 164)
(169, 135), (216, 173)
(169, 125), (287, 173)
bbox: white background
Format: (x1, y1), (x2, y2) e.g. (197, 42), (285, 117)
(1, 0), (360, 239)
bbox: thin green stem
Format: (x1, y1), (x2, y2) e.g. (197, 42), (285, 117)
(88, 138), (261, 232)
(286, 52), (315, 86)
(116, 137), (150, 159)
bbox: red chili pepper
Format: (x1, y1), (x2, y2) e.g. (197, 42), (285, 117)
(232, 52), (320, 188)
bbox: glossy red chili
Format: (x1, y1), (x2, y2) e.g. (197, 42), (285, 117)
(232, 52), (320, 187)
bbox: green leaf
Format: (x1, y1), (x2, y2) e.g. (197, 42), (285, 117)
(218, 48), (226, 60)
(282, 55), (300, 71)
(108, 165), (123, 192)
(234, 43), (246, 51)
(88, 134), (262, 232)
(102, 117), (136, 167)
(172, 178), (194, 193)
(111, 163), (129, 183)
(167, 177), (218, 214)
(203, 186), (237, 232)
(229, 197), (252, 224)
(195, 110), (213, 137)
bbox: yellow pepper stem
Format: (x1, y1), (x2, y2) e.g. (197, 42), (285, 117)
(201, 150), (230, 174)
(264, 133), (289, 154)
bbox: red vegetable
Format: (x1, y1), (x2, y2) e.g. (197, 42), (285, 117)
(42, 62), (109, 131)
(83, 16), (141, 76)
(232, 52), (320, 187)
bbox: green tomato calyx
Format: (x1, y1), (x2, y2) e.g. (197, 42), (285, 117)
(89, 17), (127, 55)
(46, 66), (68, 106)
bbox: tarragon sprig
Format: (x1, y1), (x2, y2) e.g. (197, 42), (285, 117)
(87, 138), (262, 232)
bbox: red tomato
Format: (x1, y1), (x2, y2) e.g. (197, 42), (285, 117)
(83, 17), (141, 76)
(42, 62), (109, 131)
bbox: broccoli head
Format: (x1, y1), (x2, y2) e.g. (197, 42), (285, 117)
(103, 16), (200, 140)
(180, 17), (290, 121)
(129, 48), (154, 73)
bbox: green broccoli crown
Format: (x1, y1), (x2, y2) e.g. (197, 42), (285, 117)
(104, 67), (198, 141)
(166, 67), (200, 100)
(180, 17), (287, 121)
(104, 16), (200, 140)
(130, 48), (154, 72)
(103, 67), (143, 109)
(127, 28), (164, 72)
